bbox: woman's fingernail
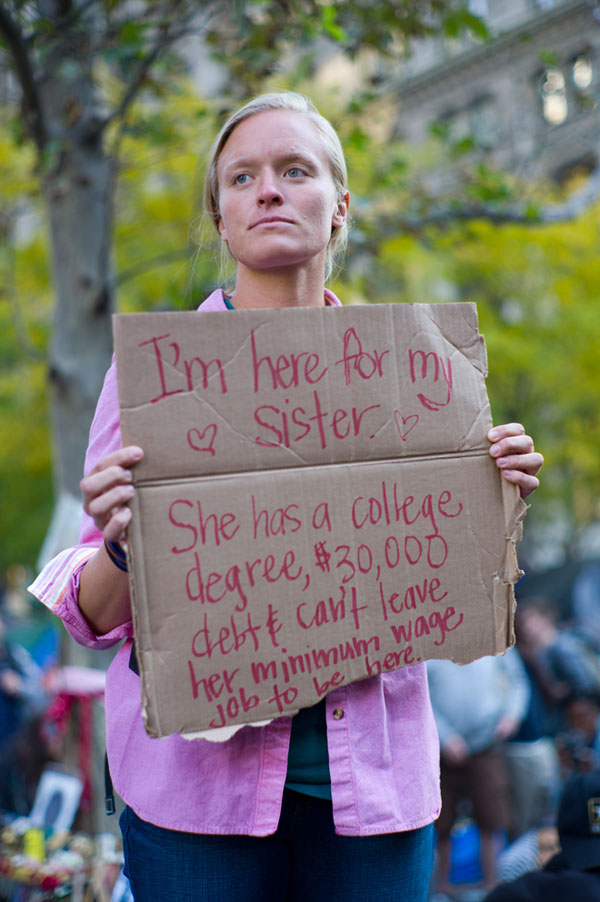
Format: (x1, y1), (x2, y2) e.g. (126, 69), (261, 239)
(489, 429), (499, 441)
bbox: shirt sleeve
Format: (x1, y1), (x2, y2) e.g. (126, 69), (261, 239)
(28, 358), (134, 649)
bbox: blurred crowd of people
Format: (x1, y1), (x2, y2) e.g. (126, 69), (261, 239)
(0, 605), (50, 817)
(428, 583), (600, 901)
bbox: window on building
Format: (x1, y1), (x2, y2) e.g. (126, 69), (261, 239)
(539, 67), (568, 125)
(468, 95), (498, 149)
(570, 51), (596, 112)
(572, 53), (593, 90)
(432, 108), (469, 144)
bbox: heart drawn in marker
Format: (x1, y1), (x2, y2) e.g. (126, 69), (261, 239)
(393, 411), (419, 442)
(187, 424), (217, 456)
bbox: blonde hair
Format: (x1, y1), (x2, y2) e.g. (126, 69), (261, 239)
(203, 92), (349, 282)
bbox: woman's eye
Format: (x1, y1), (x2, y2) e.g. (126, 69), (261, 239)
(287, 167), (305, 178)
(234, 173), (250, 185)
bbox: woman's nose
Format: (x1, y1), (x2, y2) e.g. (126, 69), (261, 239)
(257, 171), (283, 205)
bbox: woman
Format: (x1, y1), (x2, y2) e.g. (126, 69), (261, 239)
(30, 93), (543, 902)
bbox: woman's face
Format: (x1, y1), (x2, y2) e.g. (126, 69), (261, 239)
(216, 109), (348, 274)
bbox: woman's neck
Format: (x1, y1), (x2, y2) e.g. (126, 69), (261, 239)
(230, 260), (327, 310)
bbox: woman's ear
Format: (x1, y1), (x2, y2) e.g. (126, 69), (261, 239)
(218, 217), (227, 242)
(332, 191), (350, 229)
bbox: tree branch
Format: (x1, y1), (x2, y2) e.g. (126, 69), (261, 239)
(355, 166), (600, 240)
(101, 3), (216, 135)
(536, 165), (600, 223)
(30, 0), (98, 38)
(111, 248), (192, 290)
(0, 5), (47, 150)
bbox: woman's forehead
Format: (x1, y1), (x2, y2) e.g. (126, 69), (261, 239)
(218, 109), (330, 171)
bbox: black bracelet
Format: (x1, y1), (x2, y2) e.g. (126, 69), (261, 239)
(104, 539), (128, 572)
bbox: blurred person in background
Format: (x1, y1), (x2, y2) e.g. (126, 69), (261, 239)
(516, 599), (600, 733)
(427, 648), (529, 896)
(496, 817), (560, 884)
(556, 693), (600, 777)
(484, 770), (600, 901)
(572, 563), (600, 655)
(502, 605), (562, 840)
(0, 609), (45, 811)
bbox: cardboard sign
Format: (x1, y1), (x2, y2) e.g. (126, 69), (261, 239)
(113, 303), (526, 737)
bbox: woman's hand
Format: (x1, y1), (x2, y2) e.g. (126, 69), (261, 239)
(79, 445), (143, 633)
(80, 445), (144, 541)
(488, 423), (543, 499)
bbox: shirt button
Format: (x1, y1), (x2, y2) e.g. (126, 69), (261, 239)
(332, 707), (344, 720)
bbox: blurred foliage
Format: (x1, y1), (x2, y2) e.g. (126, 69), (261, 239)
(206, 0), (489, 92)
(0, 122), (54, 573)
(112, 89), (218, 311)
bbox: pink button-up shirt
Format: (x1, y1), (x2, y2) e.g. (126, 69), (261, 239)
(30, 290), (441, 837)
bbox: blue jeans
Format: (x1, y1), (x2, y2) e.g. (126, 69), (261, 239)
(120, 790), (434, 902)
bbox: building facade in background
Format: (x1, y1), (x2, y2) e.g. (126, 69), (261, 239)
(394, 0), (600, 184)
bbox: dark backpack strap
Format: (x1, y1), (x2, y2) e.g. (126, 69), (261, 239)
(104, 752), (116, 816)
(128, 642), (139, 675)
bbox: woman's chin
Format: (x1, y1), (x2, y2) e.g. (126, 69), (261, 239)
(236, 249), (326, 274)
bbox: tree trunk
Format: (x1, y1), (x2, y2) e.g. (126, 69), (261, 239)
(37, 5), (115, 559)
(44, 138), (114, 498)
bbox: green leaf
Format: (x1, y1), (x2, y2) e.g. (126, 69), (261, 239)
(319, 5), (348, 43)
(443, 10), (489, 42)
(429, 120), (452, 141)
(525, 203), (540, 220)
(451, 134), (475, 156)
(539, 49), (560, 67)
(119, 21), (149, 47)
(347, 125), (371, 153)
